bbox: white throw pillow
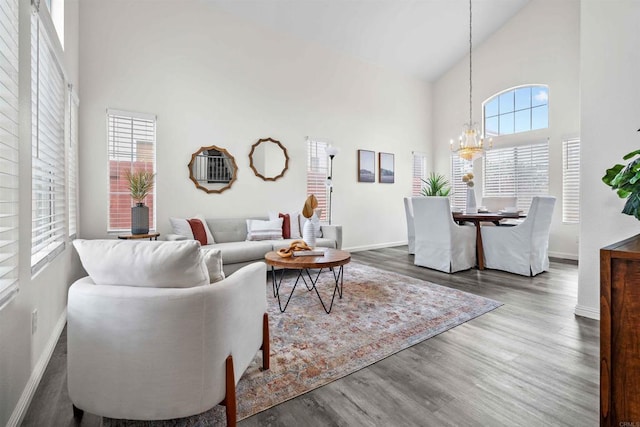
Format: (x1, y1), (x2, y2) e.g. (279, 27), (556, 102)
(268, 210), (302, 239)
(169, 215), (215, 244)
(201, 247), (225, 283)
(246, 218), (283, 241)
(73, 239), (209, 288)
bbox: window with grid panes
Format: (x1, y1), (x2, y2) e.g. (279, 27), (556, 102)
(484, 85), (548, 137)
(562, 138), (580, 223)
(31, 7), (67, 274)
(306, 138), (328, 221)
(482, 141), (549, 213)
(0, 0), (20, 309)
(107, 110), (156, 232)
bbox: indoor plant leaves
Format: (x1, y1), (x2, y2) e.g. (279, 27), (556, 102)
(603, 150), (640, 220)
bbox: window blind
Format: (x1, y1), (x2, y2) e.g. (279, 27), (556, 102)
(0, 0), (20, 309)
(412, 152), (427, 196)
(306, 138), (328, 221)
(483, 141), (549, 213)
(31, 8), (66, 274)
(450, 154), (472, 211)
(107, 109), (156, 232)
(67, 85), (78, 237)
(562, 138), (580, 223)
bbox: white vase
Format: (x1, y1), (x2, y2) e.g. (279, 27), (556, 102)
(466, 187), (477, 214)
(302, 219), (316, 248)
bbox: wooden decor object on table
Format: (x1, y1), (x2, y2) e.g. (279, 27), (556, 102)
(117, 232), (160, 241)
(601, 234), (640, 426)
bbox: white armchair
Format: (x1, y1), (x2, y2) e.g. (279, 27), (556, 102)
(68, 240), (269, 425)
(412, 197), (476, 273)
(480, 196), (556, 276)
(404, 197), (415, 254)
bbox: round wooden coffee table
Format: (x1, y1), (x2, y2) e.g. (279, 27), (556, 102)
(264, 248), (351, 314)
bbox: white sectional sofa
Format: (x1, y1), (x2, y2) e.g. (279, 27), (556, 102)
(167, 217), (342, 275)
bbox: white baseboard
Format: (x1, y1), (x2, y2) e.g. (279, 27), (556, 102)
(345, 241), (406, 253)
(7, 309), (67, 427)
(549, 251), (578, 261)
(574, 304), (599, 320)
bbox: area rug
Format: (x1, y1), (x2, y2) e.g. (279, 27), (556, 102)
(104, 262), (502, 426)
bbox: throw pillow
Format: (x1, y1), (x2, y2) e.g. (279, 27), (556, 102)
(73, 239), (209, 288)
(268, 210), (302, 239)
(201, 248), (225, 283)
(169, 215), (215, 244)
(246, 218), (283, 241)
(279, 213), (291, 239)
(187, 218), (208, 245)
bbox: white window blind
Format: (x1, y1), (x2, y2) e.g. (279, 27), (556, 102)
(483, 141), (549, 213)
(412, 152), (427, 196)
(67, 85), (78, 237)
(306, 137), (328, 221)
(562, 138), (580, 223)
(31, 8), (66, 274)
(450, 154), (472, 211)
(0, 0), (20, 309)
(107, 109), (156, 232)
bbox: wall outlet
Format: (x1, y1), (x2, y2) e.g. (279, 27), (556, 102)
(31, 309), (38, 335)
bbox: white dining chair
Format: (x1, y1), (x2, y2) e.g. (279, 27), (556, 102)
(411, 197), (476, 273)
(480, 196), (556, 276)
(403, 197), (415, 254)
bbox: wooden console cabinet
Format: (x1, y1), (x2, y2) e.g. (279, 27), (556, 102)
(601, 234), (640, 426)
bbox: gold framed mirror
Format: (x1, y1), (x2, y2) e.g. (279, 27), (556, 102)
(188, 145), (238, 194)
(248, 137), (289, 181)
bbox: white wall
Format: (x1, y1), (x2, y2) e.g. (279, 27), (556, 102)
(1, 0), (82, 425)
(432, 0), (580, 260)
(577, 0), (640, 319)
(78, 0), (432, 251)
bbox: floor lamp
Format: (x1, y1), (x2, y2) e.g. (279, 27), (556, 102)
(326, 146), (339, 225)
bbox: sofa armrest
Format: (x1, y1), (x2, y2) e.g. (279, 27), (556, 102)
(166, 233), (188, 241)
(320, 224), (342, 249)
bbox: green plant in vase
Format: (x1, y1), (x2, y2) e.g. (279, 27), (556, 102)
(603, 149), (640, 220)
(421, 172), (451, 196)
(125, 170), (155, 205)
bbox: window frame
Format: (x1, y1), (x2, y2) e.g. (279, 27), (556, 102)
(450, 154), (472, 212)
(0, 0), (20, 309)
(412, 152), (427, 196)
(107, 109), (157, 233)
(31, 5), (67, 275)
(562, 138), (580, 224)
(305, 137), (329, 222)
(482, 140), (550, 214)
(483, 85), (549, 137)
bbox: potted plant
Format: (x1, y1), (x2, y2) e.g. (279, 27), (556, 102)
(421, 172), (451, 196)
(603, 149), (640, 220)
(125, 170), (155, 234)
(301, 194), (318, 247)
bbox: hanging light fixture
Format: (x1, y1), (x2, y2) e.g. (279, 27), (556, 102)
(450, 0), (492, 162)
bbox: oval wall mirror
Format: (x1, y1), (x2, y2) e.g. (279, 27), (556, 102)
(248, 137), (289, 181)
(188, 145), (238, 194)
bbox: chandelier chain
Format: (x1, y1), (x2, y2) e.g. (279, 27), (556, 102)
(469, 0), (473, 126)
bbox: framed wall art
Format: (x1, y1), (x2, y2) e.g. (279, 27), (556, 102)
(379, 152), (394, 183)
(357, 149), (375, 182)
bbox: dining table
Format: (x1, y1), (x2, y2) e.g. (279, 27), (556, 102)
(452, 211), (524, 270)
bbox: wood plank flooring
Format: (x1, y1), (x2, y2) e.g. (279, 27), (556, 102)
(21, 246), (598, 426)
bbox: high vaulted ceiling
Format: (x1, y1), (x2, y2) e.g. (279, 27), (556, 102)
(208, 0), (530, 82)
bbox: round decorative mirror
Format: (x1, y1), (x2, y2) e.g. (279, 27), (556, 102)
(188, 145), (238, 194)
(248, 137), (289, 181)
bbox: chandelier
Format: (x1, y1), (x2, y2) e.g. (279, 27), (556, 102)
(450, 0), (491, 162)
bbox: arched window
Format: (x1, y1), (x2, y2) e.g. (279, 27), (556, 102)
(483, 85), (548, 137)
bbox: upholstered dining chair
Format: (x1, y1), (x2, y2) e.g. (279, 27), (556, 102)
(68, 240), (269, 426)
(404, 197), (415, 254)
(412, 196), (476, 273)
(480, 196), (556, 276)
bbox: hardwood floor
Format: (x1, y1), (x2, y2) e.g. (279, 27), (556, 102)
(21, 247), (599, 426)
